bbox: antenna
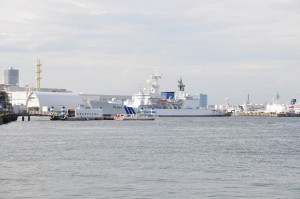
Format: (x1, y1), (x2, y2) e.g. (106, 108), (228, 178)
(35, 59), (42, 92)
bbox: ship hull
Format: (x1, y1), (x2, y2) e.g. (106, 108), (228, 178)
(149, 108), (228, 117)
(92, 102), (228, 117)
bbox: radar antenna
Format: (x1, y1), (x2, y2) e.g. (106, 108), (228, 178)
(178, 77), (185, 91)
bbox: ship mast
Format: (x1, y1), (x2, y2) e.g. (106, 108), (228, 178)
(177, 77), (186, 99)
(35, 59), (42, 92)
(148, 70), (161, 96)
(178, 77), (185, 91)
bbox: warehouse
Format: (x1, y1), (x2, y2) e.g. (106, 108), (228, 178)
(26, 92), (83, 113)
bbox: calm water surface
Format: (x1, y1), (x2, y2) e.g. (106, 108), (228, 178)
(1, 116), (299, 198)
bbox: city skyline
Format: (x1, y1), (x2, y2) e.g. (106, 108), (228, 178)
(1, 0), (300, 105)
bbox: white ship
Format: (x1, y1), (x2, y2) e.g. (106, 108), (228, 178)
(123, 72), (228, 117)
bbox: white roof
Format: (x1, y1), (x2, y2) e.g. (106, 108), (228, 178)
(29, 92), (83, 109)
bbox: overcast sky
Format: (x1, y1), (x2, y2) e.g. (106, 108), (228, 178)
(0, 0), (300, 105)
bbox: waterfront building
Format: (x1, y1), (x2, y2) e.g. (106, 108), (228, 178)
(4, 67), (19, 86)
(27, 92), (83, 113)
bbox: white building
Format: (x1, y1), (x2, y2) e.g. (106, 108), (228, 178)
(27, 92), (83, 113)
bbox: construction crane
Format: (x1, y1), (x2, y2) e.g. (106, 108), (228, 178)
(35, 59), (42, 92)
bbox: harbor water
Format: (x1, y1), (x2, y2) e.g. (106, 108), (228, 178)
(1, 117), (299, 198)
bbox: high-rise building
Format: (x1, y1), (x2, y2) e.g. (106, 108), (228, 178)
(199, 93), (208, 108)
(4, 67), (19, 86)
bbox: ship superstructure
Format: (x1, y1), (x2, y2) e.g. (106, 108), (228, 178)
(124, 72), (227, 117)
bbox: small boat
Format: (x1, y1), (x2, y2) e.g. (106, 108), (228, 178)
(50, 105), (103, 120)
(113, 114), (125, 120)
(113, 113), (156, 121)
(123, 114), (156, 121)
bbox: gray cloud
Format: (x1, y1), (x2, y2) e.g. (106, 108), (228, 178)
(0, 0), (299, 104)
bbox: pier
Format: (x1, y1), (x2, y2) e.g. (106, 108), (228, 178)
(0, 90), (18, 125)
(0, 110), (18, 125)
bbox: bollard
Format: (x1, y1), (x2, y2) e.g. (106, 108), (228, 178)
(22, 116), (24, 121)
(28, 115), (30, 121)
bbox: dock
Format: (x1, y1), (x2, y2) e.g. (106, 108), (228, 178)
(0, 110), (18, 125)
